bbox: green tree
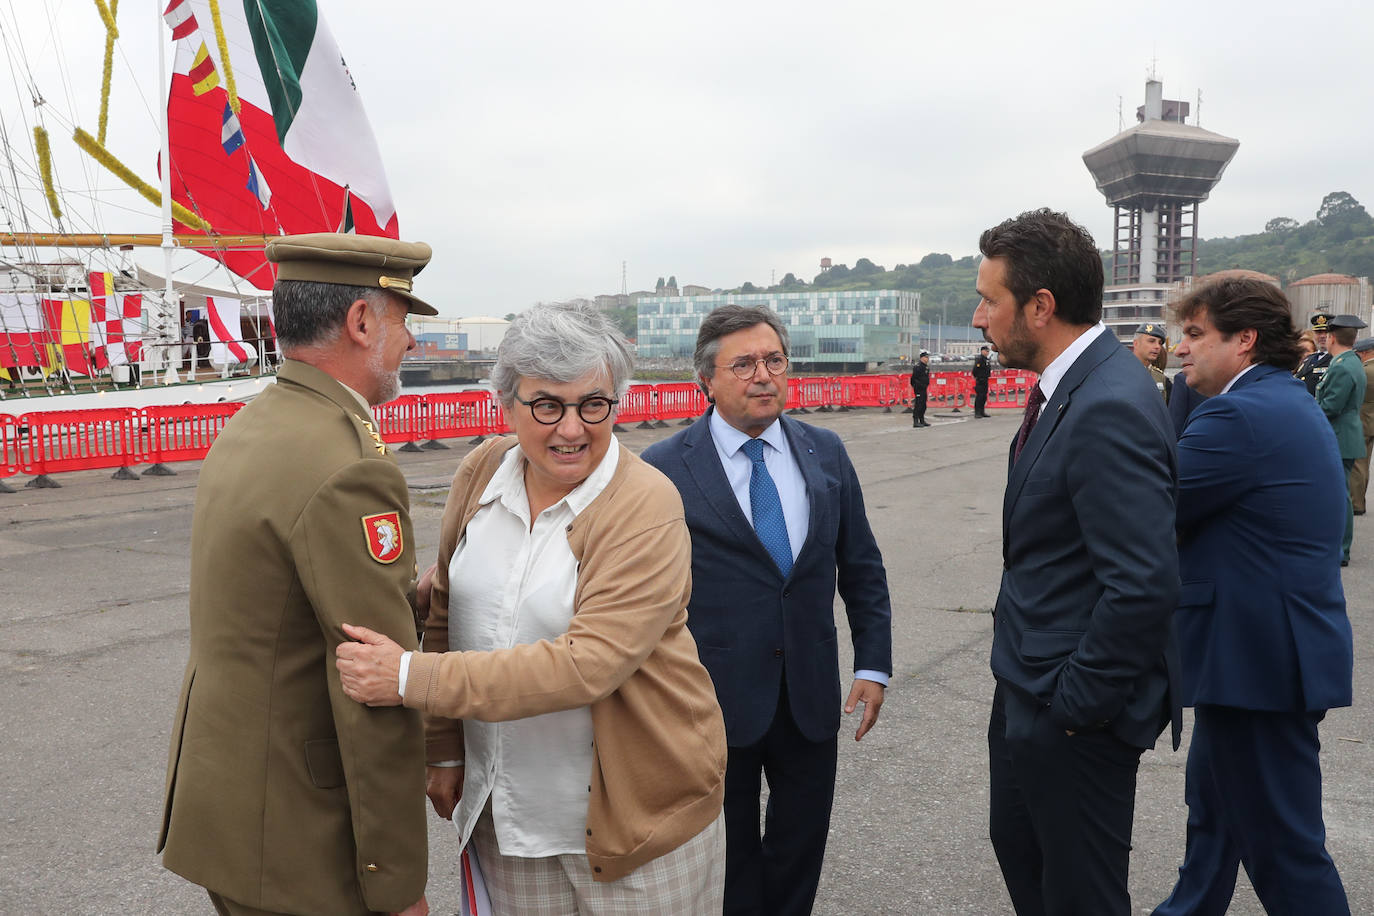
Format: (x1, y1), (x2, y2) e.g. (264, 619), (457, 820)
(667, 275), (677, 288)
(655, 276), (665, 291)
(919, 252), (953, 269)
(1265, 217), (1300, 234)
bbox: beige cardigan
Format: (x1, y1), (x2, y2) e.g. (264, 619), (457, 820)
(405, 437), (726, 881)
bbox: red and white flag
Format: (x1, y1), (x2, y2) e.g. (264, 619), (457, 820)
(87, 273), (145, 368)
(162, 0), (198, 41)
(205, 296), (253, 365)
(0, 293), (54, 368)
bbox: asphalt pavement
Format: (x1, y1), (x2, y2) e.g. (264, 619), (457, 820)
(1, 403), (1370, 915)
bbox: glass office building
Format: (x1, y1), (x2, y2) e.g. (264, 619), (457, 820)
(636, 289), (919, 371)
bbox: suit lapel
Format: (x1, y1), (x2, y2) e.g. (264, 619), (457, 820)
(681, 408), (765, 538)
(1003, 330), (1116, 533)
(780, 415), (824, 555)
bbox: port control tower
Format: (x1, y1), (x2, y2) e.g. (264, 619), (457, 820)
(1082, 79), (1239, 339)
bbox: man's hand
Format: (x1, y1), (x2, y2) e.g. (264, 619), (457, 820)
(426, 765), (463, 820)
(391, 894), (428, 916)
(415, 563), (437, 622)
(336, 624), (405, 706)
(844, 678), (885, 741)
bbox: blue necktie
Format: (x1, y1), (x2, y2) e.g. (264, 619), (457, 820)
(742, 438), (793, 576)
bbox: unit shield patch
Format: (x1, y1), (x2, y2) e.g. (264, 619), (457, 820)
(362, 511), (404, 564)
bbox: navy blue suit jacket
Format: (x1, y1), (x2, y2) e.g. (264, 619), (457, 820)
(642, 410), (893, 746)
(991, 330), (1181, 749)
(1174, 364), (1353, 711)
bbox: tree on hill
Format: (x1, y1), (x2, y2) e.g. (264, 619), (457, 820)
(1265, 217), (1300, 234)
(852, 258), (885, 277)
(919, 252), (953, 269)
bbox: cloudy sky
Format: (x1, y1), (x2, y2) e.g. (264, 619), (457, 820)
(4, 0), (1372, 318)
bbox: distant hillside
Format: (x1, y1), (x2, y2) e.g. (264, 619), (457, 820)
(717, 191), (1374, 327)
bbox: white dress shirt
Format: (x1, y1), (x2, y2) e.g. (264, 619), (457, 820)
(1220, 362), (1258, 395)
(1035, 323), (1110, 415)
(429, 439), (620, 857)
(707, 410), (888, 688)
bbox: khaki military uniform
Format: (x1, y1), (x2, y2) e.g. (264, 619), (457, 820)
(159, 359), (426, 915)
(1148, 364), (1170, 402)
(1349, 360), (1374, 513)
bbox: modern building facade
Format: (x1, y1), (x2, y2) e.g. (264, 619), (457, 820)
(636, 289), (919, 371)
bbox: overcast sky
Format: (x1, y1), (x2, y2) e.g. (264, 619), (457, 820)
(5, 0), (1372, 318)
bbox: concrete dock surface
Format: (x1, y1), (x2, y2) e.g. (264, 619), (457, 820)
(1, 404), (1370, 915)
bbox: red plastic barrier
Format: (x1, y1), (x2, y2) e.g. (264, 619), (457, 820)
(836, 376), (888, 407)
(1, 413), (16, 478)
(788, 377), (829, 410)
(373, 394), (426, 445)
(426, 391), (503, 439)
(17, 407), (142, 476)
(615, 385), (656, 426)
(142, 403), (245, 464)
(654, 383), (707, 421)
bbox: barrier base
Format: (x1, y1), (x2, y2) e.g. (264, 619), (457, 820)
(26, 474), (60, 489)
(678, 417), (694, 426)
(422, 440), (451, 450)
(143, 463), (177, 477)
(883, 406), (893, 413)
(398, 441), (424, 453)
(111, 465), (141, 481)
(787, 407), (807, 414)
(469, 435), (485, 445)
(612, 424), (627, 433)
(636, 420), (655, 430)
(653, 420), (669, 428)
(0, 478), (14, 494)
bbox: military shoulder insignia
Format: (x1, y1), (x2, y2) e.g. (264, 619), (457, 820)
(363, 512), (404, 564)
(359, 418), (388, 455)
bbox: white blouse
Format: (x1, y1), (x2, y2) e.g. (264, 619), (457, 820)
(447, 438), (620, 857)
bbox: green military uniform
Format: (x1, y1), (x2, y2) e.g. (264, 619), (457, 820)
(1148, 364), (1170, 402)
(1352, 345), (1374, 514)
(1316, 317), (1369, 564)
(1133, 323), (1171, 404)
(160, 234), (435, 914)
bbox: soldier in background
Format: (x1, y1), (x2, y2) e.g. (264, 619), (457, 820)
(971, 345), (992, 417)
(910, 350), (931, 427)
(1132, 322), (1171, 403)
(1316, 314), (1369, 566)
(1297, 312), (1335, 395)
(1350, 337), (1374, 516)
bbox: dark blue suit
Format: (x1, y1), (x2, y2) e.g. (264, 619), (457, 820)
(1168, 370), (1208, 438)
(1155, 364), (1352, 916)
(988, 330), (1180, 916)
(642, 409), (892, 915)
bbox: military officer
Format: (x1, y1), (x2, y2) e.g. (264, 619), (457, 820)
(158, 233), (436, 916)
(1316, 313), (1369, 566)
(1297, 312), (1335, 395)
(971, 344), (992, 417)
(1132, 322), (1171, 402)
(1350, 337), (1374, 515)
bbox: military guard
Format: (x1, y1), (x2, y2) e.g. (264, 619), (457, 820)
(159, 233), (436, 916)
(1132, 322), (1172, 402)
(1297, 312), (1335, 395)
(1316, 313), (1369, 566)
(1350, 337), (1374, 515)
(971, 344), (992, 417)
(911, 350), (931, 427)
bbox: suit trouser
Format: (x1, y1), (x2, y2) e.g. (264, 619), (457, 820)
(911, 393), (927, 425)
(1342, 458), (1356, 560)
(974, 385), (988, 416)
(1153, 705), (1348, 916)
(722, 682), (837, 916)
(988, 683), (1143, 916)
(1350, 434), (1373, 513)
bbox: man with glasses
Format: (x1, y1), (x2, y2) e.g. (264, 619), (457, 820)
(643, 304), (893, 916)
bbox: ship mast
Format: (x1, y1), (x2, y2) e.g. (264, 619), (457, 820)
(157, 2), (178, 383)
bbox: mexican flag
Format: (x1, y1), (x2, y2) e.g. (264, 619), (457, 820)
(164, 0), (398, 288)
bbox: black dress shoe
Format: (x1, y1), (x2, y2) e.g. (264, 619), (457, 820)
(1355, 509), (1366, 516)
(1341, 559), (1350, 567)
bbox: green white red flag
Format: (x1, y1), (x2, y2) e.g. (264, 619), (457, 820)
(163, 0), (399, 288)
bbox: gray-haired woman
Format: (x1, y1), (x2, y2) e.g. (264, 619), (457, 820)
(337, 302), (727, 914)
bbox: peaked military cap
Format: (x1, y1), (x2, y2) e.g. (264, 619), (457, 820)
(1310, 313), (1334, 331)
(1134, 322), (1166, 341)
(266, 232), (438, 316)
(1352, 337), (1374, 353)
(1328, 314), (1368, 330)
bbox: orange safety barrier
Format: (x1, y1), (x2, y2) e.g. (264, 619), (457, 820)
(426, 391), (503, 440)
(615, 384), (657, 428)
(654, 383), (707, 421)
(18, 407), (143, 478)
(141, 403), (244, 466)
